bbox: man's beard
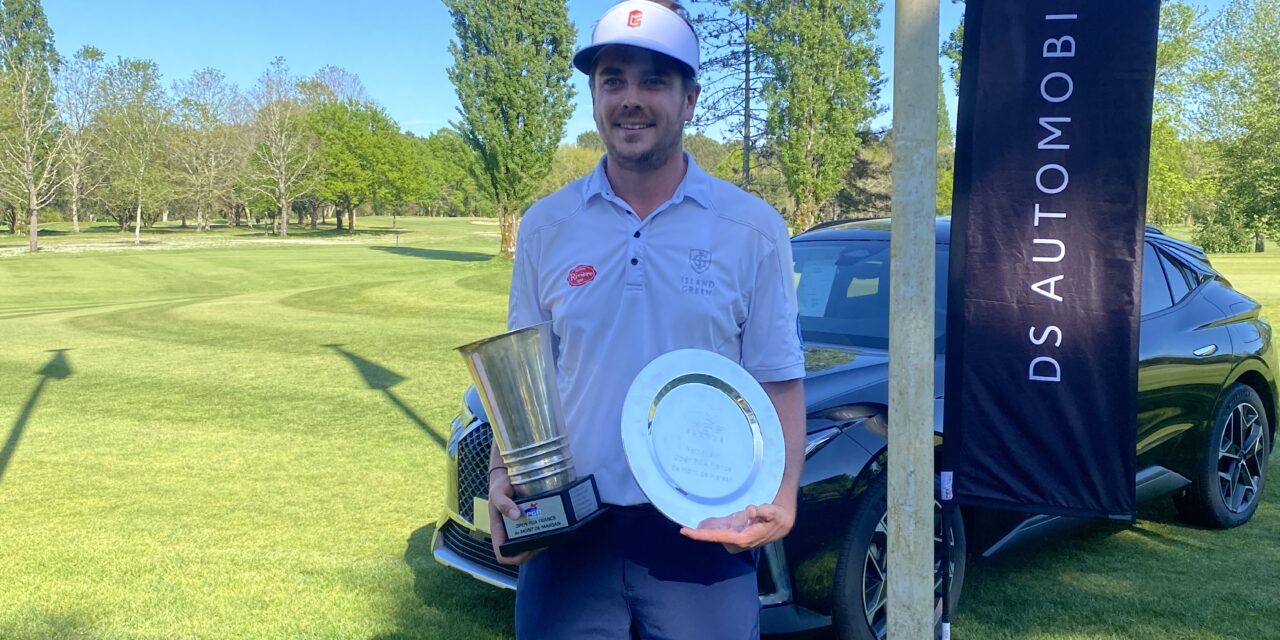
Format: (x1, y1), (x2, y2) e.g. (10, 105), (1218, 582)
(606, 124), (683, 172)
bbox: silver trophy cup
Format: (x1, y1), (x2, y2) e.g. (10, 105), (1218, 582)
(456, 322), (604, 554)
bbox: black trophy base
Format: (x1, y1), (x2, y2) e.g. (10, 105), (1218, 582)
(499, 474), (606, 556)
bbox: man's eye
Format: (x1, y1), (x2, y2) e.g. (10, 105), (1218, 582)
(644, 77), (668, 87)
(602, 78), (623, 88)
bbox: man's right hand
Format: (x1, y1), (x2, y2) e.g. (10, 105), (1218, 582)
(488, 468), (537, 566)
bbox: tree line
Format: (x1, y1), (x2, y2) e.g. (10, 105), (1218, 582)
(3, 0), (1275, 256)
(942, 0), (1278, 253)
(446, 0), (1280, 257)
(0, 0), (501, 253)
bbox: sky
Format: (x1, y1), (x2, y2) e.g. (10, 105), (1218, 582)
(44, 0), (1228, 143)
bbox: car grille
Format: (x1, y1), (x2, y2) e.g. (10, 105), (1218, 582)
(456, 424), (493, 524)
(439, 519), (518, 580)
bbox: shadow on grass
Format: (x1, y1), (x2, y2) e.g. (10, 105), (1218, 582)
(370, 246), (493, 262)
(325, 344), (444, 448)
(68, 226), (184, 235)
(0, 611), (99, 639)
(29, 228), (143, 237)
(75, 225), (132, 234)
(372, 524), (515, 640)
(224, 226), (404, 239)
(1, 350), (71, 484)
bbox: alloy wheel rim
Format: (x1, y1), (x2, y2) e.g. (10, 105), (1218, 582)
(1217, 401), (1265, 514)
(863, 501), (953, 639)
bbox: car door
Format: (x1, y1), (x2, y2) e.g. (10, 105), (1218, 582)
(1136, 242), (1234, 469)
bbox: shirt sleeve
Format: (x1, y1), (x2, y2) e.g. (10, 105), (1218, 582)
(741, 217), (805, 383)
(507, 226), (550, 331)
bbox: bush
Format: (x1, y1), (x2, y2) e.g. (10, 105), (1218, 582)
(37, 208), (65, 224)
(1194, 207), (1253, 253)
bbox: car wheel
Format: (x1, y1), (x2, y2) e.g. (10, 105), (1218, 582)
(1174, 383), (1271, 528)
(832, 472), (966, 640)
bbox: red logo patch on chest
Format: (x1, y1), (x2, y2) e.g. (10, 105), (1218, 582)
(567, 265), (597, 287)
(627, 10), (643, 27)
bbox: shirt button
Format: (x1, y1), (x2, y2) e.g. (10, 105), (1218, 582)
(630, 258), (639, 265)
(633, 231), (641, 238)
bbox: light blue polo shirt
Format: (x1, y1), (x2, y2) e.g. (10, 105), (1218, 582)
(507, 153), (805, 506)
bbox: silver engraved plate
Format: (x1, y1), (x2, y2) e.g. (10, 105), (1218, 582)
(621, 349), (785, 528)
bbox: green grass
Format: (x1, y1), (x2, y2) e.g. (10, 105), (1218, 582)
(0, 217), (1276, 639)
(0, 217), (516, 639)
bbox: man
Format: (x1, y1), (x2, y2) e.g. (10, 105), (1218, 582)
(487, 1), (806, 637)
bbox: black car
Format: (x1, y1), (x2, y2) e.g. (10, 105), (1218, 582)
(432, 218), (1276, 639)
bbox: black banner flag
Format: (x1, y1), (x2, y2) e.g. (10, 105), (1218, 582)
(942, 0), (1160, 520)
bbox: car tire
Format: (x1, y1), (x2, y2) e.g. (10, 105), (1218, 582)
(1174, 383), (1271, 528)
(831, 472), (966, 640)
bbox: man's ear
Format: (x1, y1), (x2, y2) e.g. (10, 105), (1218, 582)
(684, 82), (702, 122)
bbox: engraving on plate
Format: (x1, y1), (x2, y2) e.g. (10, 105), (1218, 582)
(650, 382), (754, 499)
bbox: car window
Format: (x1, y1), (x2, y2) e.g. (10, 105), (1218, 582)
(1141, 242), (1173, 315)
(1158, 249), (1193, 303)
(793, 240), (948, 351)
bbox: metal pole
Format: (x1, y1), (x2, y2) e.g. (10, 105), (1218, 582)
(887, 0), (940, 638)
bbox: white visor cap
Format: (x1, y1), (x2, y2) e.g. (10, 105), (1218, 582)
(573, 1), (699, 78)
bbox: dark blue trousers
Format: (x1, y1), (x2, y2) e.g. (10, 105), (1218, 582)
(514, 504), (760, 640)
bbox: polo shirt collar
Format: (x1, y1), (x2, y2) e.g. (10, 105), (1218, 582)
(582, 151), (713, 210)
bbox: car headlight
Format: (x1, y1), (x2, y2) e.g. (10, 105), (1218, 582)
(458, 396), (476, 431)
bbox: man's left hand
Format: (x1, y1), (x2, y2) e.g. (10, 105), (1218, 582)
(679, 502), (795, 554)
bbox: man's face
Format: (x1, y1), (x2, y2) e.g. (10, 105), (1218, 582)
(590, 46), (700, 172)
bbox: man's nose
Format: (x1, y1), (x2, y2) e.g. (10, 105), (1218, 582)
(619, 83), (642, 108)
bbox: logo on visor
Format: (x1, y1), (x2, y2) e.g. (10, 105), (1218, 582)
(689, 249), (712, 274)
(568, 265), (597, 287)
(627, 10), (643, 28)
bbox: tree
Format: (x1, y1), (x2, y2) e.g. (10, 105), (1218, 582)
(936, 145), (955, 214)
(936, 68), (955, 214)
(56, 45), (106, 234)
(937, 69), (953, 147)
(690, 0), (770, 189)
(244, 57), (315, 238)
(298, 65), (368, 105)
(711, 141), (792, 216)
(1145, 2), (1212, 229)
(0, 0), (60, 252)
(941, 3), (963, 93)
(574, 129), (603, 151)
(744, 0), (883, 231)
(1197, 0), (1280, 252)
(540, 142), (599, 197)
(296, 65), (368, 230)
(97, 57), (172, 243)
(0, 0), (56, 67)
(309, 99), (410, 232)
(413, 128), (486, 217)
(0, 55), (63, 252)
(171, 68), (248, 231)
(684, 132), (731, 173)
(445, 0), (575, 258)
(834, 132), (892, 219)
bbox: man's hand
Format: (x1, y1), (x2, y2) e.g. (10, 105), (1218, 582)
(488, 468), (537, 566)
(680, 379), (805, 554)
(679, 502), (795, 554)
